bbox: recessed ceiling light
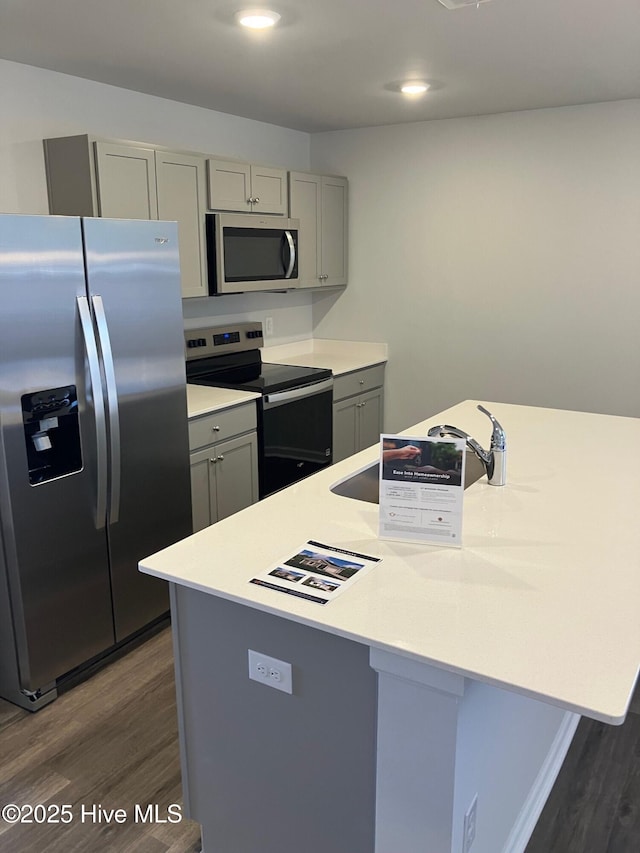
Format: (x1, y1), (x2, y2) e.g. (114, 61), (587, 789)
(400, 82), (430, 96)
(235, 9), (281, 29)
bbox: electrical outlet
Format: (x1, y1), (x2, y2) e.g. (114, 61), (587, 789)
(265, 316), (274, 336)
(462, 793), (478, 853)
(248, 649), (292, 694)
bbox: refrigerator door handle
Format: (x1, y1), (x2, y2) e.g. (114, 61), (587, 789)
(77, 296), (108, 530)
(91, 295), (121, 525)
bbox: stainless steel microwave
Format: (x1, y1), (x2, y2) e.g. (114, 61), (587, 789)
(206, 213), (299, 295)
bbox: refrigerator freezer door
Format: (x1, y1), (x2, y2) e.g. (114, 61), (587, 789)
(0, 215), (115, 694)
(82, 217), (191, 641)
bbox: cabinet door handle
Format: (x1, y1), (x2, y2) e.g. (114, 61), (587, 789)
(359, 380), (364, 385)
(212, 425), (220, 432)
(210, 457), (216, 464)
(217, 454), (224, 462)
(254, 197), (259, 204)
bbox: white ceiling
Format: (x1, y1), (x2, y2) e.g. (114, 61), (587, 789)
(1, 0), (639, 133)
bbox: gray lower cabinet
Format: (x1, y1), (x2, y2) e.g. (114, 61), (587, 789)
(333, 365), (385, 463)
(288, 172), (348, 288)
(188, 403), (259, 532)
(43, 135), (208, 298)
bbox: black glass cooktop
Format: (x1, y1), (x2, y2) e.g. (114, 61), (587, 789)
(186, 350), (331, 395)
(231, 362), (332, 393)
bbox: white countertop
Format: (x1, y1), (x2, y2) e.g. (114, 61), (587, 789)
(141, 400), (640, 724)
(186, 384), (259, 419)
(261, 338), (387, 375)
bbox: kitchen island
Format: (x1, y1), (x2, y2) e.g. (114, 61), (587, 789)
(140, 401), (640, 853)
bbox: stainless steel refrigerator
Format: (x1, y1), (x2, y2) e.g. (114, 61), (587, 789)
(0, 214), (192, 711)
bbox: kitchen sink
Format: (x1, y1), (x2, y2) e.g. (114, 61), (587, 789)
(330, 450), (485, 504)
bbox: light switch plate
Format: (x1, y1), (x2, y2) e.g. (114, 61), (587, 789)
(248, 649), (293, 694)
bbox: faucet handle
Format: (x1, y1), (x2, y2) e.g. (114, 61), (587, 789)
(477, 405), (506, 451)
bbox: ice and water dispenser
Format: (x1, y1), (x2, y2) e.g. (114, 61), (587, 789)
(21, 386), (82, 485)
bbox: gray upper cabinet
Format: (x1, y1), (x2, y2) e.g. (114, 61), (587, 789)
(43, 135), (349, 298)
(155, 151), (208, 299)
(43, 135), (208, 299)
(289, 172), (348, 288)
(321, 176), (348, 286)
(207, 158), (288, 215)
(94, 142), (158, 219)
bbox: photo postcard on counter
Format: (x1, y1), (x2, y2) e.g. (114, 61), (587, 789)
(249, 540), (381, 605)
(378, 434), (466, 547)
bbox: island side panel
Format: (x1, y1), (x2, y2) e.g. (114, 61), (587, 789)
(452, 680), (578, 853)
(171, 585), (377, 853)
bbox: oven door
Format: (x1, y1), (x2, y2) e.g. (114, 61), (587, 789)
(260, 379), (333, 498)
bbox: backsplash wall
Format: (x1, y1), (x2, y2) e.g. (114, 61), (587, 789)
(182, 290), (314, 346)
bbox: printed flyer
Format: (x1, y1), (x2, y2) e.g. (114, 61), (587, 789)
(378, 435), (466, 546)
(250, 540), (381, 605)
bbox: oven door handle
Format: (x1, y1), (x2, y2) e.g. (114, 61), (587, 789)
(263, 378), (333, 409)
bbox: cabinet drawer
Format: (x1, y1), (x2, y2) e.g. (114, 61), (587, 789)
(333, 364), (385, 401)
(188, 403), (257, 450)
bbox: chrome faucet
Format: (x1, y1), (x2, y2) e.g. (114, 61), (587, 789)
(427, 404), (507, 486)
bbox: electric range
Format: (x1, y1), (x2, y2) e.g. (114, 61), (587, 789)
(186, 322), (333, 498)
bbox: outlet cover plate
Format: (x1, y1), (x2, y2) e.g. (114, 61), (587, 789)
(463, 793), (478, 853)
(248, 649), (293, 694)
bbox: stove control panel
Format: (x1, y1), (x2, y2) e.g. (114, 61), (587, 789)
(185, 321), (263, 360)
(213, 331), (240, 346)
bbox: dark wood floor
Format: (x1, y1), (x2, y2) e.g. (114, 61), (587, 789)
(0, 628), (201, 852)
(0, 626), (637, 852)
(526, 683), (640, 853)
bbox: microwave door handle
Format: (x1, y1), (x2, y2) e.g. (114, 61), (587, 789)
(77, 296), (108, 530)
(284, 230), (295, 279)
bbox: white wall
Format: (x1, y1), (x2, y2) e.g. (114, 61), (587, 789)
(0, 59), (313, 344)
(310, 101), (640, 430)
